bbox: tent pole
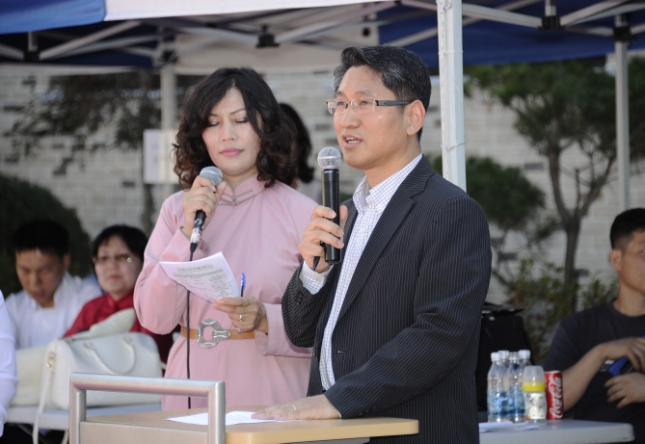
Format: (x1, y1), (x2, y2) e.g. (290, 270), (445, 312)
(437, 0), (467, 191)
(615, 15), (630, 212)
(161, 63), (177, 199)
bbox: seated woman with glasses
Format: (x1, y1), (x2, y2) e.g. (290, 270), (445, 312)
(64, 225), (174, 362)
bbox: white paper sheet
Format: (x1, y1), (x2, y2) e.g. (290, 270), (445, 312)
(160, 252), (240, 303)
(166, 411), (278, 426)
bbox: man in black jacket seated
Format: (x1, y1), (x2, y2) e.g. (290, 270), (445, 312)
(545, 208), (645, 443)
(254, 45), (491, 443)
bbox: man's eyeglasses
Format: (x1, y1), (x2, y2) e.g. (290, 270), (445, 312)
(326, 98), (411, 116)
(93, 254), (133, 266)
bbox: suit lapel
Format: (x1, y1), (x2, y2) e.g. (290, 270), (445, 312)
(314, 199), (359, 351)
(341, 201), (358, 261)
(337, 158), (433, 319)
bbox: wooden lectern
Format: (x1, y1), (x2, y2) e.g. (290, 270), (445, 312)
(69, 374), (418, 444)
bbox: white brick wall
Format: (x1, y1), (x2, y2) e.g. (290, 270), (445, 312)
(1, 69), (643, 304)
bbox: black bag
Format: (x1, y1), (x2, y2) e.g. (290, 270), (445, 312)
(475, 303), (533, 412)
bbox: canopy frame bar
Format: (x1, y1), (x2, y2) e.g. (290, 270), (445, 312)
(393, 0), (541, 48)
(560, 0), (631, 26)
(40, 21), (141, 60)
(274, 1), (396, 44)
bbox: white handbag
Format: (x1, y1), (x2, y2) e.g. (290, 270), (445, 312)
(11, 344), (47, 406)
(40, 332), (162, 410)
(12, 309), (138, 407)
(32, 332), (163, 444)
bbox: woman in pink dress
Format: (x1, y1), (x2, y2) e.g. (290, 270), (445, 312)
(134, 68), (317, 410)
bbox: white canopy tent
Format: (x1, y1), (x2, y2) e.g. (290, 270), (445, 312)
(97, 0), (468, 191)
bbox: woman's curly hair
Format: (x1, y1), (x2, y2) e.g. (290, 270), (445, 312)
(174, 68), (297, 190)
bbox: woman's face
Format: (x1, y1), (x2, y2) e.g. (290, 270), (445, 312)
(93, 236), (143, 301)
(202, 87), (262, 188)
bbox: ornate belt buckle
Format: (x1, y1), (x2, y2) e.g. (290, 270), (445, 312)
(196, 319), (230, 348)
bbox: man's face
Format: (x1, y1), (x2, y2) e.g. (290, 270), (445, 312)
(611, 229), (645, 298)
(333, 66), (415, 181)
(15, 250), (69, 308)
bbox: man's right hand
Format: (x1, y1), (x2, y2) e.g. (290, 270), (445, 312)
(597, 337), (645, 372)
(300, 205), (348, 273)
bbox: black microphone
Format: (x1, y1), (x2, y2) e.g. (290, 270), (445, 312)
(317, 147), (342, 265)
(190, 166), (223, 252)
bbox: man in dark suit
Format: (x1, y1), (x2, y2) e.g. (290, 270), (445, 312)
(255, 46), (491, 443)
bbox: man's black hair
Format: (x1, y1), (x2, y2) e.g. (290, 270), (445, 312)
(92, 225), (148, 262)
(610, 208), (645, 249)
(333, 45), (431, 141)
(10, 220), (69, 259)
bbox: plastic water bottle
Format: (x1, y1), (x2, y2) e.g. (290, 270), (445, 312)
(487, 352), (509, 422)
(498, 350), (510, 370)
(519, 349), (531, 368)
(507, 352), (525, 422)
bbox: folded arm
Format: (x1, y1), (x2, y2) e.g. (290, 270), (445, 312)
(559, 336), (645, 410)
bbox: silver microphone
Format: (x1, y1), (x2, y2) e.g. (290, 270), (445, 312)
(190, 166), (223, 251)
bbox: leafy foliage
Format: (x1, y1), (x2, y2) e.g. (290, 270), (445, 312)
(466, 58), (645, 295)
(429, 155), (557, 287)
(4, 72), (203, 232)
(6, 72), (161, 160)
(506, 258), (617, 363)
(5, 72), (206, 160)
(435, 156), (545, 230)
(0, 173), (92, 297)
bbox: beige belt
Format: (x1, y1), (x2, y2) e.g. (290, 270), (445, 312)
(180, 326), (255, 340)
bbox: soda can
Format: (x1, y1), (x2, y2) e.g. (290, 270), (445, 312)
(545, 370), (564, 420)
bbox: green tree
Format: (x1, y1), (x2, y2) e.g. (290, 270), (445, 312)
(466, 59), (645, 307)
(429, 155), (556, 287)
(7, 72), (160, 158)
(4, 72), (202, 233)
(506, 259), (617, 363)
(0, 173), (92, 297)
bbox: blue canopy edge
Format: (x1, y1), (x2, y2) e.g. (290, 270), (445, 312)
(0, 0), (105, 34)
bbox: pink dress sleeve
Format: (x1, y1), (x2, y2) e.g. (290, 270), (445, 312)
(254, 185), (316, 357)
(134, 192), (194, 334)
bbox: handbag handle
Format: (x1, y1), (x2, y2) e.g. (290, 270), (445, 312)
(83, 335), (137, 375)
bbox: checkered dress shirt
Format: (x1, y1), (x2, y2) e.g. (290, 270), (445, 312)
(300, 154), (422, 389)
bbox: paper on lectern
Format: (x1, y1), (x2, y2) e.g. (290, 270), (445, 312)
(166, 411), (280, 426)
(160, 252), (240, 303)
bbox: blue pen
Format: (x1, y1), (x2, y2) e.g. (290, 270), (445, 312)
(238, 273), (246, 333)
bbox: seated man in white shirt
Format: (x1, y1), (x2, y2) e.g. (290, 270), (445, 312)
(0, 291), (18, 438)
(5, 220), (101, 349)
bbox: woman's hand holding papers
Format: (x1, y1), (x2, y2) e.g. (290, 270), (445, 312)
(214, 296), (268, 334)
